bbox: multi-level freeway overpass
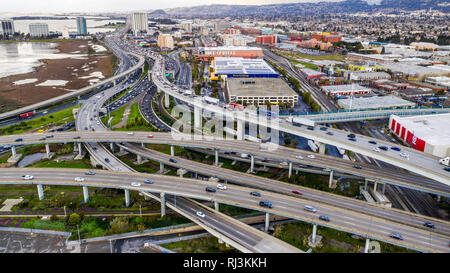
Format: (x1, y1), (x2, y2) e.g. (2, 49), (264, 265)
(1, 168), (448, 253)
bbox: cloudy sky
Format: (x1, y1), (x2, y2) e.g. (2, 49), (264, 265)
(1, 0), (344, 13)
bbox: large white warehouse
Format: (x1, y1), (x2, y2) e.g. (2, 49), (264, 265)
(389, 113), (450, 157)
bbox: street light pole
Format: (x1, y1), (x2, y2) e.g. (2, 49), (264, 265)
(139, 204), (142, 217)
(77, 224), (81, 244)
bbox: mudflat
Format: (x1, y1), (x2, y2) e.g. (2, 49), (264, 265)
(0, 40), (114, 114)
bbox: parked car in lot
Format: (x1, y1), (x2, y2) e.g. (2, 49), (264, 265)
(259, 201), (273, 208)
(205, 186), (216, 193)
(319, 215), (330, 222)
(389, 232), (403, 240)
(250, 191), (261, 197)
(22, 175), (34, 180)
(74, 177), (85, 182)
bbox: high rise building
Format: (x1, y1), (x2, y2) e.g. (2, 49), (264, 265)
(29, 23), (49, 37)
(76, 17), (88, 35)
(184, 23), (192, 33)
(157, 34), (174, 50)
(0, 19), (15, 36)
(131, 12), (148, 35)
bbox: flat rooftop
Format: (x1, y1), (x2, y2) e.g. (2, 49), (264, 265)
(199, 46), (262, 51)
(338, 95), (415, 110)
(227, 78), (298, 97)
(322, 84), (372, 93)
(300, 68), (326, 76)
(214, 57), (278, 76)
(392, 113), (450, 146)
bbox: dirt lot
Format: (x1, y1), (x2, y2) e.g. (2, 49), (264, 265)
(0, 40), (114, 113)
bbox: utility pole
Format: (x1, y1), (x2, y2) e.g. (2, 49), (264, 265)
(77, 225), (81, 244)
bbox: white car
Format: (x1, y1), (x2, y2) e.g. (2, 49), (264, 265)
(307, 155), (315, 159)
(280, 161), (288, 166)
(400, 152), (409, 159)
(216, 184), (227, 190)
(373, 147), (381, 152)
(196, 211), (205, 218)
(131, 182), (141, 187)
(127, 132), (134, 135)
(22, 175), (34, 180)
(295, 155), (304, 159)
(74, 177), (85, 182)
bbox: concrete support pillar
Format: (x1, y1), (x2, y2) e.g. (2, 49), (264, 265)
(382, 183), (386, 195)
(265, 212), (270, 233)
(437, 195), (441, 202)
(141, 142), (144, 148)
(214, 149), (219, 166)
(312, 224), (317, 243)
(11, 146), (16, 157)
(288, 162), (293, 178)
(170, 145), (175, 157)
(45, 143), (50, 158)
(318, 143), (326, 154)
(364, 238), (370, 253)
(364, 179), (368, 191)
(250, 155), (255, 173)
(78, 143), (82, 157)
(328, 170), (334, 188)
(137, 154), (142, 164)
(124, 189), (130, 207)
(373, 182), (378, 192)
(160, 162), (164, 172)
(214, 201), (219, 212)
(194, 106), (201, 130)
(237, 120), (244, 140)
(110, 143), (114, 153)
(37, 184), (44, 200)
(83, 186), (89, 203)
(164, 93), (170, 108)
(160, 192), (166, 217)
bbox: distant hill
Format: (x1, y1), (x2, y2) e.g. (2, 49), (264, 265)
(149, 9), (167, 16)
(162, 0), (449, 18)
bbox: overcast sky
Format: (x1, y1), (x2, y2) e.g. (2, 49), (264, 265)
(1, 0), (344, 13)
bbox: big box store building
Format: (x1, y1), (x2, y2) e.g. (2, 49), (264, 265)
(388, 113), (450, 158)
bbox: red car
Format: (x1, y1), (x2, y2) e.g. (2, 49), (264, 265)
(292, 190), (303, 195)
(147, 135), (154, 138)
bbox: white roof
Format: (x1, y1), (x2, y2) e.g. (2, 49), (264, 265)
(393, 113), (450, 146)
(338, 95), (415, 110)
(200, 46), (262, 51)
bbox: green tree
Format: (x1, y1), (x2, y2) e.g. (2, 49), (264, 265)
(67, 213), (81, 226)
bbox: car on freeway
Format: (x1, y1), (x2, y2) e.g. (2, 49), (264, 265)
(250, 191), (261, 197)
(144, 179), (153, 184)
(73, 136), (81, 139)
(368, 140), (377, 144)
(445, 167), (450, 172)
(379, 146), (388, 151)
(38, 137), (46, 141)
(205, 186), (216, 193)
(304, 205), (317, 213)
(127, 132), (134, 135)
(22, 175), (34, 180)
(389, 232), (403, 240)
(307, 155), (315, 159)
(326, 131), (334, 136)
(424, 222), (435, 229)
(15, 138), (23, 142)
(84, 127), (88, 131)
(319, 215), (330, 222)
(347, 133), (356, 138)
(74, 177), (85, 182)
(259, 201), (273, 208)
(262, 158), (269, 162)
(400, 152), (409, 159)
(104, 158), (110, 163)
(280, 161), (288, 166)
(169, 158), (177, 163)
(295, 155), (304, 159)
(348, 138), (357, 142)
(373, 147), (381, 152)
(85, 171), (95, 175)
(196, 211), (205, 218)
(46, 135), (54, 138)
(320, 127), (328, 131)
(353, 164), (363, 169)
(307, 126), (314, 131)
(292, 190), (303, 195)
(147, 134), (153, 138)
(391, 146), (401, 151)
(131, 182), (141, 187)
(216, 184), (227, 190)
